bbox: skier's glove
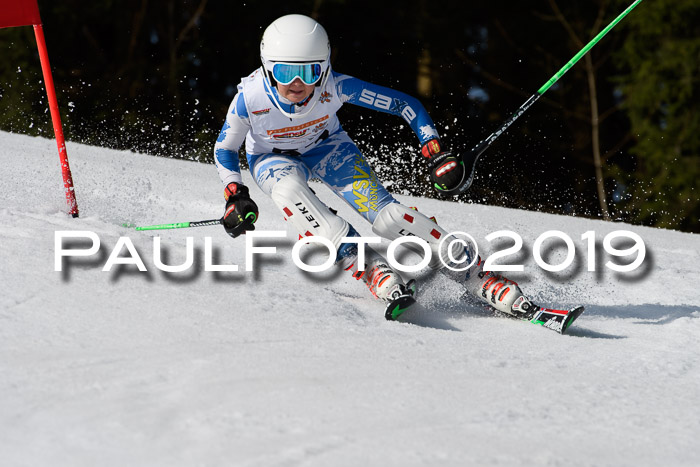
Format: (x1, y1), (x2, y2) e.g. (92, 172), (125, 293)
(422, 139), (465, 194)
(222, 182), (258, 238)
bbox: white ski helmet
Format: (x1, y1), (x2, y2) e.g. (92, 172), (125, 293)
(261, 14), (330, 64)
(260, 14), (331, 118)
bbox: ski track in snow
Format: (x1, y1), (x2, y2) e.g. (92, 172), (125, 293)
(1, 132), (699, 466)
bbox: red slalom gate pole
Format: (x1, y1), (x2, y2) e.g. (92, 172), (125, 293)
(32, 24), (79, 217)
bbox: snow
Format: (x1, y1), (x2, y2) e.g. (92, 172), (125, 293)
(1, 131), (699, 466)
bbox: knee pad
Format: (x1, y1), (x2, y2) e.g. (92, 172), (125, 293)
(371, 203), (450, 270)
(270, 175), (350, 249)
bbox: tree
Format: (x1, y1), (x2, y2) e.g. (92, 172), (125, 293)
(546, 0), (612, 220)
(613, 0), (700, 232)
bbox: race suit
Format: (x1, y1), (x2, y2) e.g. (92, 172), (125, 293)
(214, 68), (440, 223)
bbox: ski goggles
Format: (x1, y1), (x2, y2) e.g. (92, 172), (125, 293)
(270, 62), (324, 85)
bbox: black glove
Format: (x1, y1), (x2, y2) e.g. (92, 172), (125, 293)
(422, 139), (466, 194)
(222, 182), (258, 238)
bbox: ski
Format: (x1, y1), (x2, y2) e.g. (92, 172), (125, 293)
(458, 293), (585, 334)
(521, 304), (585, 334)
(384, 279), (419, 321)
(385, 294), (418, 321)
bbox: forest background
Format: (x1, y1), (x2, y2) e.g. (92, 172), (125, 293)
(1, 0), (698, 233)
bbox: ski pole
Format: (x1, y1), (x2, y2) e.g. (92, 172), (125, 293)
(125, 212), (257, 231)
(442, 0), (644, 196)
(126, 218), (223, 231)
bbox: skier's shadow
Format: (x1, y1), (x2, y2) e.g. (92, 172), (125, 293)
(564, 327), (625, 339)
(395, 302), (461, 331)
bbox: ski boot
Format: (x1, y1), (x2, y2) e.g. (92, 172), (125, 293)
(464, 260), (526, 317)
(339, 243), (417, 320)
(464, 257), (584, 334)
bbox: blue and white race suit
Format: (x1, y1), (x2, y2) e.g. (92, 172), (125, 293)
(214, 68), (441, 224)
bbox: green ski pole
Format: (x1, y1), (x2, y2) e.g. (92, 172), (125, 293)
(126, 218), (222, 231)
(127, 212), (257, 231)
(440, 0), (644, 196)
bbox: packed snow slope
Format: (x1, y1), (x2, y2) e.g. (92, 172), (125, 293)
(1, 131), (699, 467)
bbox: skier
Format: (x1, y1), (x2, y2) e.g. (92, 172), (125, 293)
(214, 14), (581, 330)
